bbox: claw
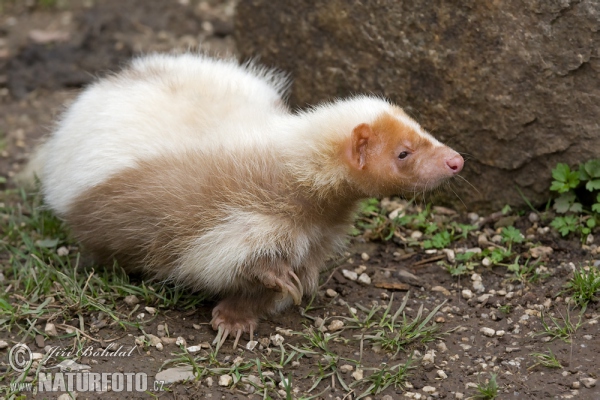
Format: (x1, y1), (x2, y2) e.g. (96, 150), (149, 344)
(249, 325), (254, 343)
(212, 325), (224, 346)
(215, 327), (230, 352)
(289, 270), (303, 300)
(232, 329), (242, 349)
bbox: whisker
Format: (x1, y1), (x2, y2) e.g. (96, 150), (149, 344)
(455, 174), (480, 195)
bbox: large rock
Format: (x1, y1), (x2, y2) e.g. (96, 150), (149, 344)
(235, 0), (600, 211)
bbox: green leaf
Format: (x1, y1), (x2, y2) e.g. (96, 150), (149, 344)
(553, 192), (577, 214)
(552, 163), (571, 182)
(501, 226), (524, 244)
(592, 203), (600, 214)
(569, 202), (583, 213)
(550, 216), (578, 237)
(585, 179), (600, 191)
(583, 159), (600, 178)
(0, 297), (14, 312)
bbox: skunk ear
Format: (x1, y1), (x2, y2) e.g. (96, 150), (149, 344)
(351, 123), (372, 170)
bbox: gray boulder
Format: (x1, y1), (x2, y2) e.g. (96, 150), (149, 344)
(236, 0), (600, 211)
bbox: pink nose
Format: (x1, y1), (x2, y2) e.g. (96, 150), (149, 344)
(445, 154), (464, 174)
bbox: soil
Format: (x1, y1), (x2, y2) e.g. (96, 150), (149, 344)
(0, 1), (599, 400)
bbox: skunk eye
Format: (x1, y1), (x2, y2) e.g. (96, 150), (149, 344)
(398, 151), (409, 160)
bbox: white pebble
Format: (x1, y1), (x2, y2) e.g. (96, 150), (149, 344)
(422, 385), (437, 393)
(339, 364), (354, 373)
(354, 265), (367, 274)
(437, 370), (448, 379)
(422, 349), (436, 365)
(155, 342), (163, 351)
(481, 257), (491, 267)
(0, 340), (8, 349)
(327, 320), (345, 332)
(495, 330), (506, 337)
(352, 369), (363, 380)
(205, 377), (213, 387)
(357, 273), (371, 285)
(270, 334), (285, 346)
(342, 269), (358, 281)
(218, 374), (233, 387)
(580, 377), (597, 388)
(461, 289), (474, 299)
(44, 323), (58, 337)
(186, 345), (202, 353)
(361, 252), (370, 261)
(246, 341), (258, 351)
(57, 246), (69, 256)
(480, 327), (496, 337)
(325, 288), (338, 298)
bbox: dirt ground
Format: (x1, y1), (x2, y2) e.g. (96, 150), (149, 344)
(0, 1), (599, 399)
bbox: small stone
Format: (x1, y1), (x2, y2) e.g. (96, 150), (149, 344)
(342, 269), (358, 281)
(580, 377), (597, 388)
(57, 246), (69, 256)
(192, 324), (201, 330)
(219, 374), (233, 387)
(155, 342), (163, 351)
(477, 294), (491, 303)
(473, 280), (485, 293)
(467, 212), (479, 223)
(155, 366), (196, 384)
(44, 323), (58, 337)
(205, 377), (213, 387)
(123, 295), (140, 306)
(481, 257), (492, 267)
(35, 335), (45, 348)
(357, 273), (371, 285)
(422, 386), (437, 393)
(326, 288), (338, 297)
(530, 246), (553, 259)
(480, 327), (495, 337)
(422, 349), (436, 365)
(361, 252), (370, 261)
(314, 317), (325, 329)
(32, 353), (44, 361)
(442, 249), (455, 263)
(495, 330), (506, 337)
(382, 395), (393, 400)
(147, 334), (162, 347)
(437, 370), (448, 379)
(186, 345), (202, 353)
(435, 317), (445, 323)
(461, 289), (474, 299)
(339, 364), (354, 373)
(0, 340), (8, 349)
(436, 342), (448, 352)
(351, 369), (363, 380)
(57, 394), (75, 400)
(176, 337), (186, 346)
(354, 264), (367, 275)
(571, 381), (581, 389)
(144, 307), (156, 315)
(328, 320), (345, 332)
(411, 230), (423, 239)
(270, 334), (285, 346)
(455, 393), (464, 399)
(528, 212), (539, 223)
(431, 286), (451, 296)
(246, 341), (258, 350)
(583, 335), (592, 340)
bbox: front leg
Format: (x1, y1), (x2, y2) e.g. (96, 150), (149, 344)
(210, 260), (304, 350)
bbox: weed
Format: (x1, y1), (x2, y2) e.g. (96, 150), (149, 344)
(538, 308), (582, 343)
(529, 348), (563, 369)
(564, 265), (600, 308)
(473, 373), (499, 400)
(549, 159), (600, 240)
(351, 356), (415, 399)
